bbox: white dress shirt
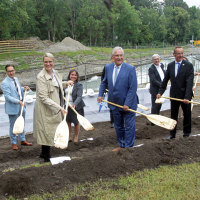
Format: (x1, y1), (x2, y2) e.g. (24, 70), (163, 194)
(154, 64), (164, 81)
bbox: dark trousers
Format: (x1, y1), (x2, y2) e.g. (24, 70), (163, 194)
(41, 145), (51, 159)
(170, 100), (191, 136)
(110, 109), (114, 124)
(151, 94), (162, 114)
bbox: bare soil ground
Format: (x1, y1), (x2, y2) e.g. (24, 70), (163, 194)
(0, 108), (200, 199)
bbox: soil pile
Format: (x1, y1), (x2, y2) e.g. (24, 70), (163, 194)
(29, 37), (55, 50)
(0, 108), (200, 199)
(40, 37), (91, 53)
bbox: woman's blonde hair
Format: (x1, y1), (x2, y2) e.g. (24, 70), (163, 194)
(43, 53), (54, 61)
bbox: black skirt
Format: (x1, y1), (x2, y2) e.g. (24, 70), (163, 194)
(66, 106), (84, 125)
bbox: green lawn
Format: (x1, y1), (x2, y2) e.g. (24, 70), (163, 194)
(6, 162), (200, 200)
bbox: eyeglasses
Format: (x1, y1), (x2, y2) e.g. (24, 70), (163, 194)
(7, 70), (15, 73)
(44, 61), (53, 64)
(114, 54), (123, 57)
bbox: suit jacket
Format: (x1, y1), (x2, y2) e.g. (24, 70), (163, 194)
(159, 59), (194, 100)
(1, 76), (25, 115)
(149, 63), (165, 95)
(98, 62), (137, 110)
(71, 82), (85, 110)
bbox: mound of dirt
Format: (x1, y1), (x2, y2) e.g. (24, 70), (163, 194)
(0, 108), (200, 199)
(40, 37), (91, 53)
(29, 37), (55, 50)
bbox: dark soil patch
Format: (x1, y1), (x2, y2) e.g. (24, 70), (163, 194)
(0, 107), (200, 199)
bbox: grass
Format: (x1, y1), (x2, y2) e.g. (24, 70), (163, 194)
(5, 162), (200, 200)
(2, 162), (50, 173)
(0, 47), (175, 71)
(0, 46), (192, 71)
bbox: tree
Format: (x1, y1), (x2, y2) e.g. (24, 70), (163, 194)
(164, 6), (190, 44)
(111, 0), (141, 45)
(164, 0), (189, 10)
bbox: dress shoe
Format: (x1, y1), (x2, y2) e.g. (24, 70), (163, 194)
(40, 153), (45, 159)
(21, 141), (32, 146)
(110, 123), (114, 128)
(183, 133), (190, 138)
(112, 147), (122, 152)
(167, 135), (175, 139)
(44, 157), (50, 162)
(12, 144), (18, 150)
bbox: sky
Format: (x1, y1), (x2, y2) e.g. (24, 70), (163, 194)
(183, 0), (200, 7)
(158, 0), (200, 8)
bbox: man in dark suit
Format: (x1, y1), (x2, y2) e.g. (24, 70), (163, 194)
(149, 54), (165, 115)
(98, 47), (138, 151)
(157, 46), (194, 139)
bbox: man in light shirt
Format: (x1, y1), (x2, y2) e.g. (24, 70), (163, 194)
(1, 64), (32, 150)
(148, 54), (165, 116)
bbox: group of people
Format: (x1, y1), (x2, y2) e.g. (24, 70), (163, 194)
(1, 53), (85, 162)
(98, 46), (195, 151)
(1, 45), (195, 160)
(149, 46), (194, 139)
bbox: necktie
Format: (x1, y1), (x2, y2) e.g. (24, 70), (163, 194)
(13, 78), (19, 94)
(113, 66), (119, 86)
(177, 63), (181, 74)
(13, 78), (21, 100)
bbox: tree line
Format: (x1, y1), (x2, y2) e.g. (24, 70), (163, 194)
(0, 0), (200, 47)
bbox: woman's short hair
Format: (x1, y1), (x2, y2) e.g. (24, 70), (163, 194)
(43, 53), (54, 61)
(67, 69), (80, 82)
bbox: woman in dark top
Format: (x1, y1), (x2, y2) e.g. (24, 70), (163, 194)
(65, 69), (85, 143)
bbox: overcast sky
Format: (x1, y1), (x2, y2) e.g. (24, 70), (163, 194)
(183, 0), (200, 7)
(158, 0), (200, 8)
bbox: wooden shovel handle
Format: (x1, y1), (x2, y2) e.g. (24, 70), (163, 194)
(102, 100), (147, 117)
(161, 96), (200, 105)
(63, 86), (72, 120)
(63, 96), (79, 115)
(105, 89), (149, 111)
(20, 90), (27, 116)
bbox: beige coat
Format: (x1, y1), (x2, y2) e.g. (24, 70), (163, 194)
(34, 68), (67, 146)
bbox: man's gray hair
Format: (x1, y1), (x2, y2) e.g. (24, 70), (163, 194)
(112, 46), (124, 55)
(152, 54), (160, 60)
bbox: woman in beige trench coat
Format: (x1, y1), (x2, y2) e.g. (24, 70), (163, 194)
(34, 53), (71, 162)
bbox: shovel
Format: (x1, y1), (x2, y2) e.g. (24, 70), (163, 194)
(54, 86), (71, 149)
(103, 100), (177, 130)
(191, 75), (199, 111)
(63, 96), (94, 131)
(158, 96), (200, 105)
(13, 90), (27, 135)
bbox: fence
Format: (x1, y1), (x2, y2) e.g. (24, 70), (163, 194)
(0, 40), (34, 54)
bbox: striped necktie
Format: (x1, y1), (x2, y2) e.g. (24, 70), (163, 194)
(113, 66), (119, 86)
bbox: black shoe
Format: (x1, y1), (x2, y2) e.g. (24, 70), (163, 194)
(167, 135), (175, 139)
(44, 157), (50, 162)
(110, 123), (114, 128)
(40, 153), (45, 159)
(183, 133), (190, 138)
